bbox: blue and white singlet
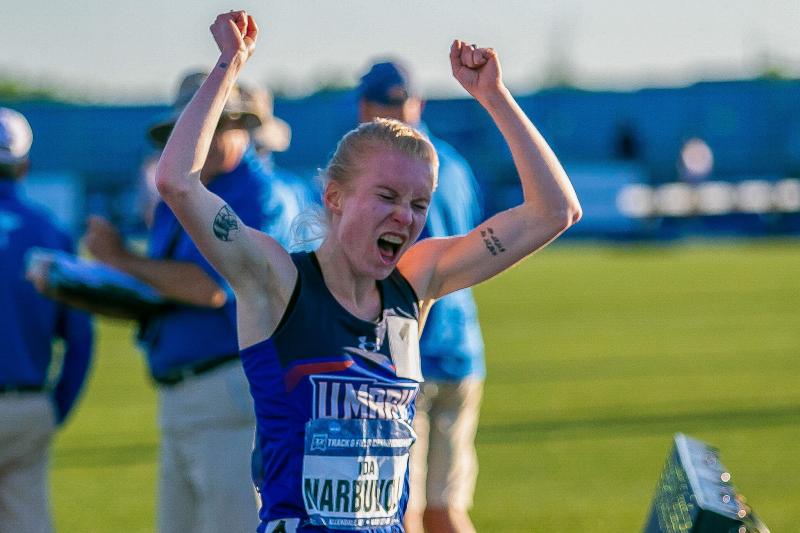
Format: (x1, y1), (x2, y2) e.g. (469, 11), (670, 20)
(241, 251), (423, 533)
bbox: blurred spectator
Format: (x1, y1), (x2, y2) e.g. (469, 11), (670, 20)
(0, 107), (94, 533)
(241, 84), (291, 157)
(357, 60), (486, 533)
(239, 84), (321, 249)
(614, 122), (641, 161)
(78, 72), (305, 533)
(136, 151), (161, 229)
(678, 137), (714, 183)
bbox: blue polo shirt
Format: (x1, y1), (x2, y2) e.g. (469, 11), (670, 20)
(139, 150), (309, 379)
(0, 179), (93, 424)
(417, 126), (486, 381)
(258, 155), (320, 251)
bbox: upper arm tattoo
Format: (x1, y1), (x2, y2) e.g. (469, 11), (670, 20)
(213, 204), (240, 242)
(480, 226), (506, 256)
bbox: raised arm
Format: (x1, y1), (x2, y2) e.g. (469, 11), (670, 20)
(154, 11), (295, 344)
(400, 41), (581, 303)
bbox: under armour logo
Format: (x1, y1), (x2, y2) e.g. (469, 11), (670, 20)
(358, 335), (381, 352)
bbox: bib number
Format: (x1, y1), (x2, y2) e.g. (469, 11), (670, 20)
(302, 418), (415, 529)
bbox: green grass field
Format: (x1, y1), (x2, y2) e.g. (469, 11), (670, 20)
(52, 241), (800, 532)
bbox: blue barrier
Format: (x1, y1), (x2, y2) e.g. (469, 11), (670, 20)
(3, 78), (799, 240)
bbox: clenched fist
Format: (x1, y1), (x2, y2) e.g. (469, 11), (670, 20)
(210, 10), (259, 62)
(449, 40), (503, 102)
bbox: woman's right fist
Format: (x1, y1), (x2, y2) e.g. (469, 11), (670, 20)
(210, 10), (258, 61)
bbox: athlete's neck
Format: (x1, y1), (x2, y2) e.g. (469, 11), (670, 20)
(314, 243), (382, 322)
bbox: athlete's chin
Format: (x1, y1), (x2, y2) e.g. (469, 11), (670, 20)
(363, 258), (396, 280)
(367, 263), (395, 281)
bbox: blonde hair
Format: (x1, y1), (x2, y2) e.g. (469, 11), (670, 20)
(325, 118), (438, 190)
(291, 119), (439, 247)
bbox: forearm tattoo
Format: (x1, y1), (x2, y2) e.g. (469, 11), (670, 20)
(480, 227), (506, 256)
(213, 204), (240, 241)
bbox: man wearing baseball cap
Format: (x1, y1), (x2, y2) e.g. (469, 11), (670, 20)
(0, 107), (94, 533)
(81, 71), (305, 533)
(357, 60), (486, 533)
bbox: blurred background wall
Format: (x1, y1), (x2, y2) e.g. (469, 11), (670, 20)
(3, 77), (800, 240)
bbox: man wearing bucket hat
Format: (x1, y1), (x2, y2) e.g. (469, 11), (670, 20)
(239, 84), (320, 248)
(82, 71), (305, 533)
(357, 60), (486, 533)
(0, 107), (93, 533)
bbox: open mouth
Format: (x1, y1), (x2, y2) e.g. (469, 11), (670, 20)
(377, 233), (405, 263)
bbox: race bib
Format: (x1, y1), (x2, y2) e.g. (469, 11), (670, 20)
(302, 418), (416, 529)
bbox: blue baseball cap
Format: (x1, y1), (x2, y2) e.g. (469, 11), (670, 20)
(357, 61), (416, 106)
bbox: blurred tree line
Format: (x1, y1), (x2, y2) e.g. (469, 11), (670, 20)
(0, 76), (62, 102)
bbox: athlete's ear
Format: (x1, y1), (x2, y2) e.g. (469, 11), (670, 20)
(323, 180), (344, 215)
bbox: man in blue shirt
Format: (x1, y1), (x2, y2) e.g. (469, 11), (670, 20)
(240, 84), (321, 249)
(0, 107), (94, 533)
(82, 73), (309, 533)
(357, 61), (486, 533)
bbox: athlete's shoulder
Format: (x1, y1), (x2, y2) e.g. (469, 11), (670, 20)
(386, 269), (420, 317)
(289, 250), (316, 272)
